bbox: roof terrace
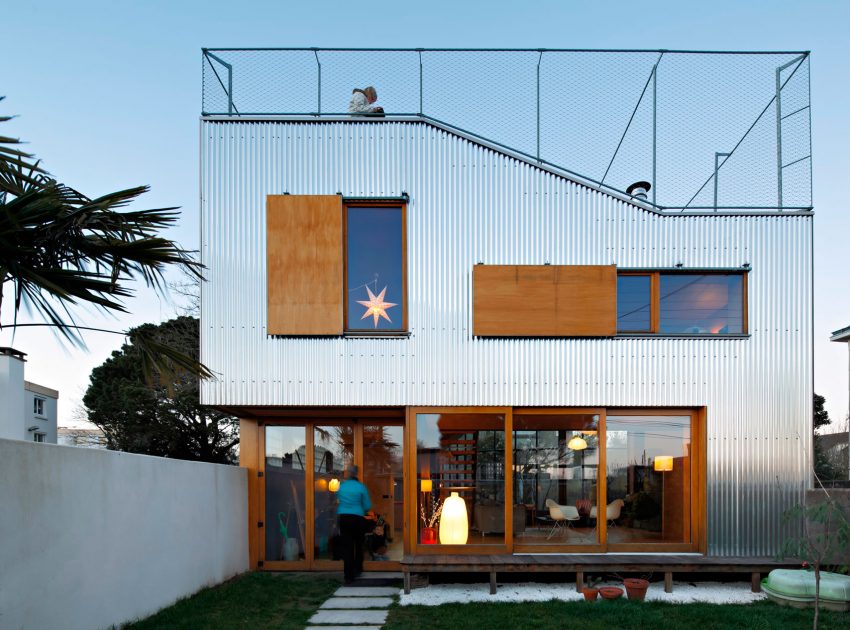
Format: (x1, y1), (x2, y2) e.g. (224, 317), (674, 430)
(202, 48), (811, 213)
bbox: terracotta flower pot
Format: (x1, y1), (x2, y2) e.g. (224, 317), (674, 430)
(623, 578), (650, 601)
(420, 526), (437, 544)
(599, 586), (624, 600)
(582, 587), (599, 601)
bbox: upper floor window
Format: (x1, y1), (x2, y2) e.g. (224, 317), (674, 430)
(33, 397), (45, 416)
(617, 271), (746, 335)
(33, 432), (45, 443)
(344, 204), (407, 333)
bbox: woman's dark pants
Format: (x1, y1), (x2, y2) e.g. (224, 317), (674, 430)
(338, 514), (364, 582)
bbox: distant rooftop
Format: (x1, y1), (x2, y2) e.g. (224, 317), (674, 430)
(202, 48), (812, 214)
(831, 325), (850, 342)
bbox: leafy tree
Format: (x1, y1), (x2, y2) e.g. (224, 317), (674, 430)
(0, 97), (209, 379)
(814, 394), (831, 432)
(780, 495), (850, 630)
(813, 394), (843, 482)
(83, 316), (237, 463)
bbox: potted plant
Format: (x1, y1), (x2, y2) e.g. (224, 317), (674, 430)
(599, 586), (624, 600)
(420, 497), (444, 544)
(624, 577), (650, 601)
(582, 576), (602, 601)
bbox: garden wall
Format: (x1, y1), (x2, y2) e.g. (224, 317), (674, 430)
(0, 438), (248, 630)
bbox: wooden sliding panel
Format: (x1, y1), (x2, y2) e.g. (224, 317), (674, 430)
(239, 419), (262, 570)
(267, 195), (343, 335)
(473, 265), (617, 337)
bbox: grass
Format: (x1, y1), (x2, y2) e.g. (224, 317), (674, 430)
(126, 572), (339, 629)
(385, 599), (848, 630)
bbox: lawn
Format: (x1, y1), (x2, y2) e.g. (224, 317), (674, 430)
(127, 572), (339, 629)
(386, 599), (847, 630)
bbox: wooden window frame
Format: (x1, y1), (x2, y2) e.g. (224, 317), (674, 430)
(511, 408), (607, 554)
(604, 408), (706, 554)
(407, 407), (514, 555)
(343, 201), (408, 335)
(617, 270), (748, 336)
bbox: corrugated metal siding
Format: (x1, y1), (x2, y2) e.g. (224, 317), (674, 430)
(200, 120), (813, 556)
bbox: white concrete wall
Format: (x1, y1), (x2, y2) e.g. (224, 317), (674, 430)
(0, 354), (26, 440)
(0, 439), (249, 630)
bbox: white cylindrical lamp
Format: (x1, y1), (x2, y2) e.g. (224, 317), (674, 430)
(439, 492), (469, 544)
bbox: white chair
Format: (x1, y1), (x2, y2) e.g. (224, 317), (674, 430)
(589, 499), (624, 526)
(544, 499), (580, 539)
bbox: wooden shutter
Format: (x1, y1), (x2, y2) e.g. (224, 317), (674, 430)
(472, 265), (617, 337)
(267, 195), (343, 335)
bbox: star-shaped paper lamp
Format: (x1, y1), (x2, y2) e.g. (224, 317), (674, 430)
(357, 286), (397, 328)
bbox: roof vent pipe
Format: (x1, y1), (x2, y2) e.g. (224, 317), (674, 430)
(626, 181), (651, 201)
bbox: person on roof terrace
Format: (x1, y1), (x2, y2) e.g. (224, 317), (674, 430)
(348, 86), (384, 115)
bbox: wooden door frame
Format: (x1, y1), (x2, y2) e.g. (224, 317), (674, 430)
(256, 416), (408, 571)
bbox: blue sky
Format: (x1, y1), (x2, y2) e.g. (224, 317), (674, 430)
(2, 0), (849, 427)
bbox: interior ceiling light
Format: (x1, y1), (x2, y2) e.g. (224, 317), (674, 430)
(567, 435), (588, 451)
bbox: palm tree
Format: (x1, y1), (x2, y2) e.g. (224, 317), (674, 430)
(0, 98), (210, 379)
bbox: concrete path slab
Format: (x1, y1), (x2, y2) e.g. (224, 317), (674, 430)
(321, 596), (394, 609)
(358, 571), (402, 579)
(309, 610), (388, 625)
(306, 626), (382, 630)
(335, 586), (400, 597)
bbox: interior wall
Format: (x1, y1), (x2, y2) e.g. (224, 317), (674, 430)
(0, 439), (248, 630)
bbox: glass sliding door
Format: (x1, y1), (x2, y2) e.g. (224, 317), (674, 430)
(264, 425), (307, 564)
(605, 413), (693, 547)
(415, 410), (510, 550)
(313, 424), (355, 563)
(513, 412), (602, 550)
(362, 424), (404, 563)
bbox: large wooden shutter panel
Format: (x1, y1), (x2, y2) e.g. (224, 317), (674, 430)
(473, 265), (617, 337)
(267, 195), (343, 335)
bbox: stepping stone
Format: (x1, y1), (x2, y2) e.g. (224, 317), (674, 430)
(306, 627), (382, 630)
(309, 610), (388, 625)
(335, 586), (399, 597)
(357, 571), (402, 579)
(321, 596), (394, 609)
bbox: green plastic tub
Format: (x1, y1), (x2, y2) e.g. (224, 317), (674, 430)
(762, 569), (850, 612)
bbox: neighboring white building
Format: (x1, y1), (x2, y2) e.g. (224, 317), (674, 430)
(57, 427), (107, 449)
(0, 347), (58, 444)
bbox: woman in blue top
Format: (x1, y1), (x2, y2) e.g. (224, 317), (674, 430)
(337, 464), (372, 583)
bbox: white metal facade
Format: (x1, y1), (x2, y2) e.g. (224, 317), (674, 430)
(200, 119), (813, 556)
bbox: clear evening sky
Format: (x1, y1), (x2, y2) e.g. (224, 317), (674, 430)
(2, 0), (848, 429)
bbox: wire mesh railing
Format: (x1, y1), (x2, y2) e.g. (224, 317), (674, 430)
(202, 48), (812, 212)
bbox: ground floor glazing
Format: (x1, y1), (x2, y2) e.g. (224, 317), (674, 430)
(239, 406), (706, 570)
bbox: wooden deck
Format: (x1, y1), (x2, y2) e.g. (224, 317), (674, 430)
(400, 554), (794, 595)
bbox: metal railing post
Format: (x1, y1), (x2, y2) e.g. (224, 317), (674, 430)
(418, 50), (424, 116)
(205, 51), (235, 115)
(537, 50), (543, 161)
(775, 65), (783, 209)
(314, 49), (322, 115)
(652, 61), (658, 207)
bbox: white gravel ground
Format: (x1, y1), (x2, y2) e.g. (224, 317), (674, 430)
(398, 582), (767, 606)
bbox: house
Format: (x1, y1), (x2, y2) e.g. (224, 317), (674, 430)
(199, 48), (813, 575)
(0, 347), (59, 444)
(57, 427), (107, 449)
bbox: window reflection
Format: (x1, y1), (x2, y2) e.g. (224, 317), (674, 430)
(313, 425), (354, 561)
(605, 415), (691, 544)
(265, 426), (307, 561)
(513, 414), (599, 546)
(362, 425), (404, 561)
(617, 275), (652, 332)
(346, 206), (404, 331)
(659, 274), (743, 334)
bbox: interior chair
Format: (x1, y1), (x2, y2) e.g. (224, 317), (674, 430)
(544, 499), (580, 539)
(589, 499), (625, 526)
